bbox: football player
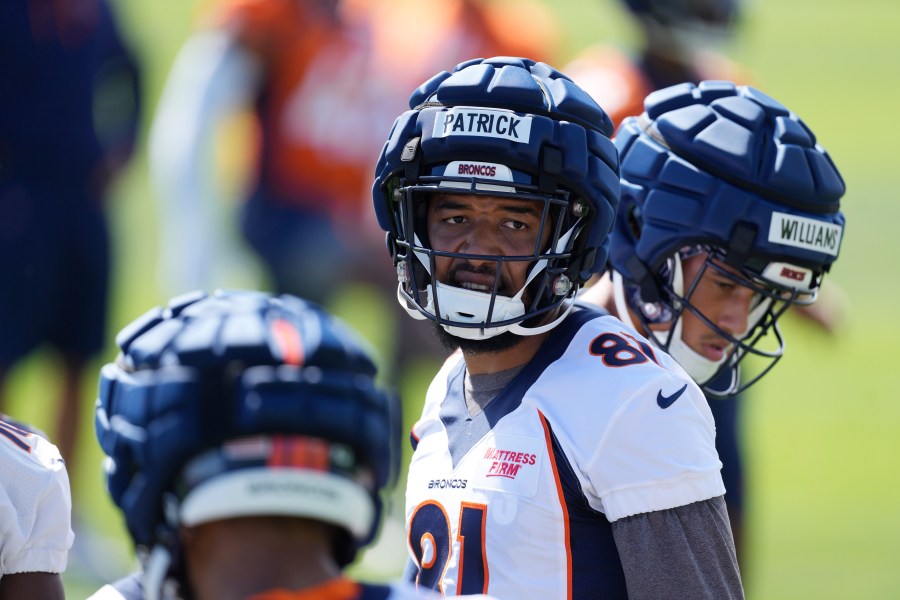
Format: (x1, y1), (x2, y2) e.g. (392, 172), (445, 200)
(564, 1), (849, 566)
(88, 290), (497, 600)
(0, 416), (73, 599)
(148, 0), (559, 382)
(0, 0), (141, 485)
(565, 0), (747, 127)
(372, 57), (742, 598)
(576, 80), (846, 558)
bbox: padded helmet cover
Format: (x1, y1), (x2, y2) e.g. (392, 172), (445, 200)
(610, 80), (845, 293)
(95, 290), (399, 561)
(373, 56), (620, 285)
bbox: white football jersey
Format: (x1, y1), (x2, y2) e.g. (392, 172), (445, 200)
(404, 308), (724, 598)
(0, 419), (73, 578)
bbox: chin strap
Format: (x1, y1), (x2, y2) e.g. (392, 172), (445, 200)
(422, 280), (526, 339)
(143, 545), (173, 600)
(399, 281), (577, 340)
(399, 225), (578, 340)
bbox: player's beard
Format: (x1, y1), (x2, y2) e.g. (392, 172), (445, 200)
(432, 323), (524, 355)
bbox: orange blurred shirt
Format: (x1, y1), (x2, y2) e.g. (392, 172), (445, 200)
(564, 45), (750, 129)
(249, 578), (362, 600)
(203, 0), (559, 217)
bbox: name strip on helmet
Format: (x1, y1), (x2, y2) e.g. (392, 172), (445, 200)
(433, 107), (532, 143)
(768, 212), (843, 256)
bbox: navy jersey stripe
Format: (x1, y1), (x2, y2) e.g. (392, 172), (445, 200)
(357, 582), (393, 599)
(441, 307), (605, 467)
(0, 422), (31, 452)
(543, 418), (628, 598)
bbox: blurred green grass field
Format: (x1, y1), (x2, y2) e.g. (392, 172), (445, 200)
(6, 0), (899, 597)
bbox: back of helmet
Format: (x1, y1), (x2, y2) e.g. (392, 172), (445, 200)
(95, 289), (400, 596)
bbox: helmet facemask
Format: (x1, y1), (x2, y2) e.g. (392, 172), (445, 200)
(388, 172), (591, 341)
(617, 245), (817, 396)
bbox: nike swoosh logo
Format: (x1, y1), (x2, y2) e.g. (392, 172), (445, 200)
(657, 384), (688, 409)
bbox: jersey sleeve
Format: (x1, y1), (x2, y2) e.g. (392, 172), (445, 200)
(611, 496), (743, 599)
(0, 427), (74, 575)
(586, 373), (725, 522)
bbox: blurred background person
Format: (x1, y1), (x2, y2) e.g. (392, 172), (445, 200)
(0, 0), (141, 498)
(565, 0), (749, 127)
(147, 0), (559, 384)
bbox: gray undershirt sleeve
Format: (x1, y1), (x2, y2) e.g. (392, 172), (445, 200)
(611, 496), (744, 600)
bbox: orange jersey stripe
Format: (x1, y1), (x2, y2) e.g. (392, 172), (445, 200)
(249, 577), (362, 600)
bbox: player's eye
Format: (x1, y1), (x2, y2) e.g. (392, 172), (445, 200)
(714, 277), (736, 292)
(503, 220), (527, 231)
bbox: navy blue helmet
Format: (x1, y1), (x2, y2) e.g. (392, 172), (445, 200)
(608, 81), (846, 395)
(372, 56), (619, 340)
(95, 290), (399, 594)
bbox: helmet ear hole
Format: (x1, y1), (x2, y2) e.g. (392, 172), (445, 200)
(624, 254), (662, 304)
(565, 247), (597, 285)
(625, 203), (643, 241)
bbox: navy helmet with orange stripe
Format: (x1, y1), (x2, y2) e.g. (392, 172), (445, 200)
(95, 289), (399, 593)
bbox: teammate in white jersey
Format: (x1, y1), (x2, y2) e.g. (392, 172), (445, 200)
(89, 290), (496, 600)
(0, 416), (73, 599)
(372, 57), (742, 598)
(576, 81), (847, 559)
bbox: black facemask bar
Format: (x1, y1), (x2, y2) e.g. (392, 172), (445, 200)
(388, 176), (586, 333)
(638, 248), (816, 397)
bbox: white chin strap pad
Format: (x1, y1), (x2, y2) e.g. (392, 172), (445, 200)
(658, 254), (727, 384)
(665, 329), (726, 385)
(398, 224), (581, 339)
(425, 281), (525, 340)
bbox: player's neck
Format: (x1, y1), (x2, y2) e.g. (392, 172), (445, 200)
(577, 272), (618, 315)
(184, 519), (341, 600)
(461, 331), (549, 375)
